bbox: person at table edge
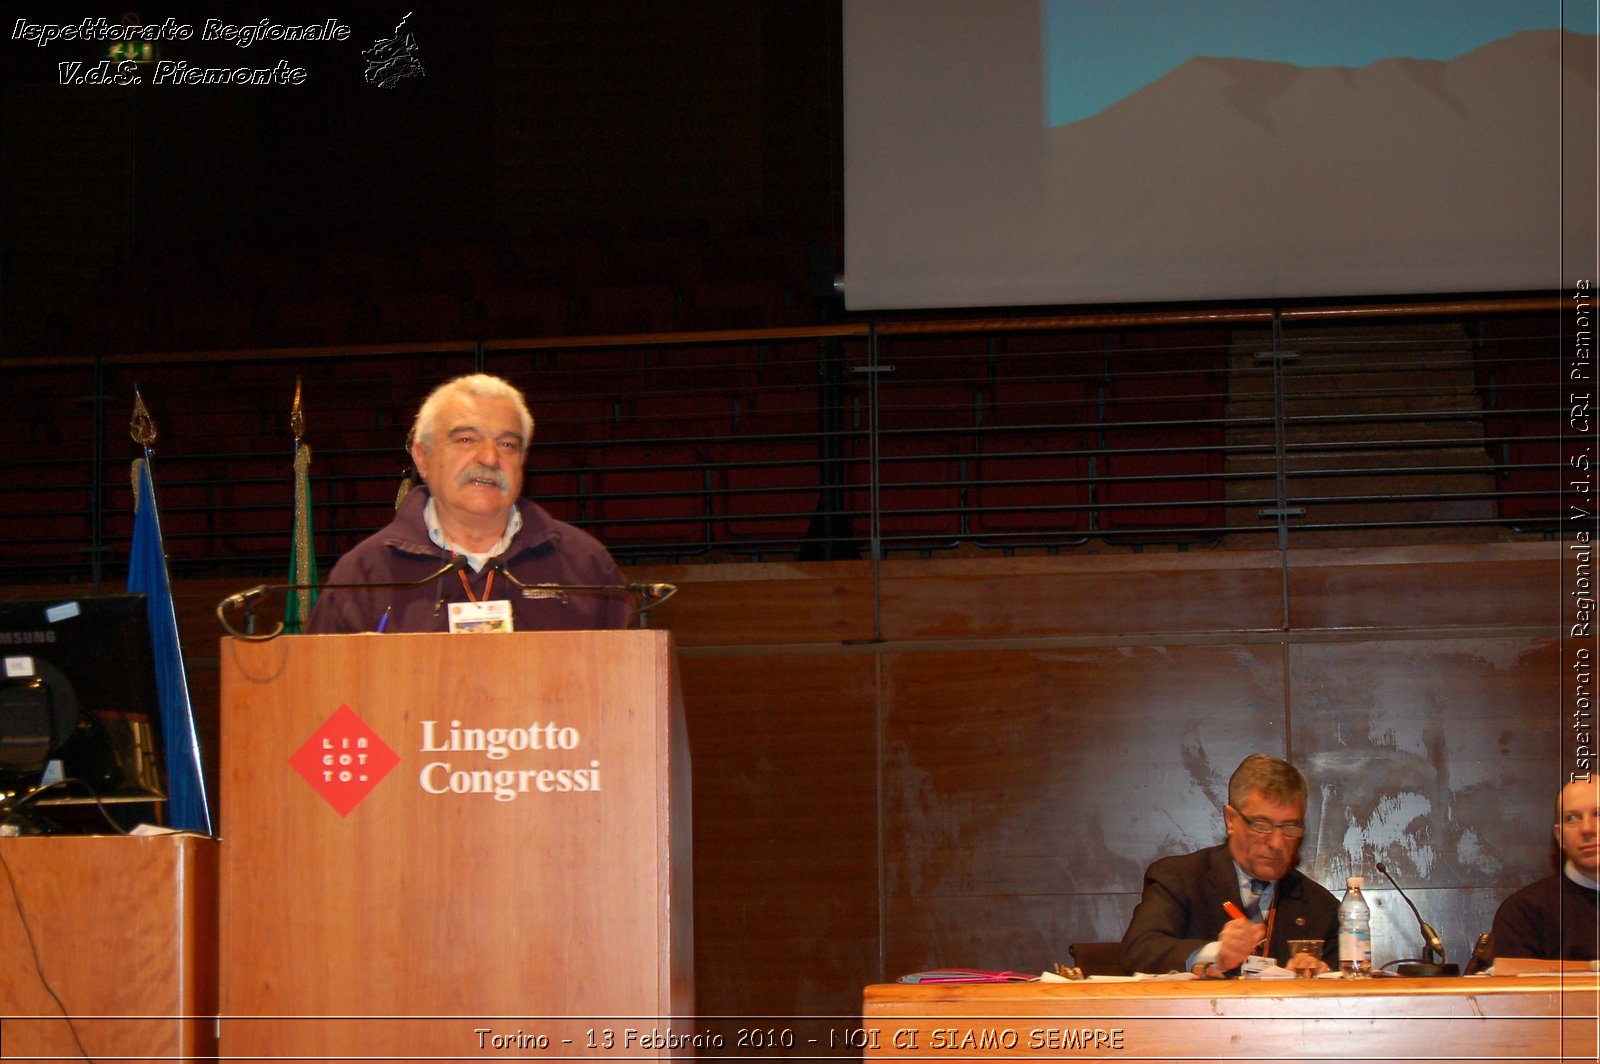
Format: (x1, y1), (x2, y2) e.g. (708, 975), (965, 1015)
(1121, 753), (1340, 977)
(1490, 775), (1600, 963)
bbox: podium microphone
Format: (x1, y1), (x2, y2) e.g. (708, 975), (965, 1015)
(218, 559), (679, 639)
(485, 556), (678, 610)
(1375, 860), (1459, 977)
(219, 585), (269, 635)
(215, 556), (474, 640)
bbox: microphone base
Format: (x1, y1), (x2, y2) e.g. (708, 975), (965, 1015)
(1396, 962), (1459, 978)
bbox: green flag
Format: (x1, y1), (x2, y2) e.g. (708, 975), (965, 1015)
(286, 440), (318, 632)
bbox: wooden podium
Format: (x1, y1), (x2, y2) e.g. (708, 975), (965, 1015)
(218, 631), (692, 1060)
(0, 833), (218, 1063)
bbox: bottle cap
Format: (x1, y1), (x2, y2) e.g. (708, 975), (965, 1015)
(1347, 875), (1364, 889)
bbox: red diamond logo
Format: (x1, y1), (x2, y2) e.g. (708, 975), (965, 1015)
(289, 704), (401, 817)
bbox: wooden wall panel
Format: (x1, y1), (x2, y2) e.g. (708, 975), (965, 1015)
(641, 561), (875, 646)
(1288, 544), (1560, 630)
(1289, 637), (1562, 966)
(881, 892), (1140, 977)
(878, 554), (1286, 640)
(677, 652), (879, 1024)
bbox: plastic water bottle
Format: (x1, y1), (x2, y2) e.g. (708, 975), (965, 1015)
(1338, 875), (1372, 977)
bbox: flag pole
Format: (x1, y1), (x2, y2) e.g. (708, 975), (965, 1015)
(128, 388), (213, 835)
(286, 377), (319, 633)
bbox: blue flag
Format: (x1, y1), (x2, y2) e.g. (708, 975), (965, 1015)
(128, 457), (214, 835)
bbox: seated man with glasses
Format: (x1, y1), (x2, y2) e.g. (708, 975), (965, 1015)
(1121, 753), (1339, 977)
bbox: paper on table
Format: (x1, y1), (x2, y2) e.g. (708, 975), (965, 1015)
(1242, 962), (1296, 979)
(897, 968), (1038, 984)
(1039, 971), (1174, 983)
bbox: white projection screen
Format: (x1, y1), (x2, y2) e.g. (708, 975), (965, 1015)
(842, 0), (1598, 310)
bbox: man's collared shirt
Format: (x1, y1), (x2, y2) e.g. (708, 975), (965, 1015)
(423, 497), (521, 571)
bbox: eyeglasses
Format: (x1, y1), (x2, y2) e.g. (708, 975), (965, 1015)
(1238, 813), (1306, 838)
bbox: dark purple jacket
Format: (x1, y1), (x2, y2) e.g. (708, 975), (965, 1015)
(305, 488), (634, 634)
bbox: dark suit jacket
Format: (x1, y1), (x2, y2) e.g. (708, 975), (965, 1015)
(1120, 842), (1341, 975)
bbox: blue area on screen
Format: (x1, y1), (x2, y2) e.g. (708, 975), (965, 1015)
(1043, 0), (1598, 128)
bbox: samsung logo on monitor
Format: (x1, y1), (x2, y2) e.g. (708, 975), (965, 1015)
(0, 631), (57, 645)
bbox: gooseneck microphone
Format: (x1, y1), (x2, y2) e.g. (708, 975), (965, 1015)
(215, 556), (473, 640)
(1375, 860), (1460, 977)
(215, 555), (678, 641)
(481, 555), (679, 607)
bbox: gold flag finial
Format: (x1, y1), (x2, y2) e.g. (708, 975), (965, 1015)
(131, 387), (157, 448)
(290, 376), (306, 442)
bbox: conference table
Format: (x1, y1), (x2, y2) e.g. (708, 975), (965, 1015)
(862, 975), (1600, 1063)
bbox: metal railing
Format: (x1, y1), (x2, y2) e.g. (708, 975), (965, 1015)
(3, 296), (1575, 585)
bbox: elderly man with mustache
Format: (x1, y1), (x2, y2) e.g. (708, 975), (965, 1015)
(306, 374), (633, 633)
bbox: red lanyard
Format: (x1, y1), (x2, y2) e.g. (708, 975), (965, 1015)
(456, 560), (494, 603)
(1253, 898), (1277, 956)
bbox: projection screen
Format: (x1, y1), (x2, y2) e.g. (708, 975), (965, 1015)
(842, 0), (1598, 310)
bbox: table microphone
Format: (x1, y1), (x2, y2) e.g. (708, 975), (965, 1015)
(1463, 932), (1493, 976)
(1375, 860), (1459, 977)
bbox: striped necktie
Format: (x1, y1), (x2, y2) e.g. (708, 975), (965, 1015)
(1245, 878), (1271, 920)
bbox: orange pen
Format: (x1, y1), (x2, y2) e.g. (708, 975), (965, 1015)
(1224, 900), (1272, 956)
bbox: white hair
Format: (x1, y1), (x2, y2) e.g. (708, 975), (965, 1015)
(410, 374), (534, 453)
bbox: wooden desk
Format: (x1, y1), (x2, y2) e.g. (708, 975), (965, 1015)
(864, 977), (1600, 1063)
(0, 833), (218, 1064)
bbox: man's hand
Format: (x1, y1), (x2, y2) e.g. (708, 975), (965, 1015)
(1285, 951), (1330, 977)
(1215, 916), (1267, 971)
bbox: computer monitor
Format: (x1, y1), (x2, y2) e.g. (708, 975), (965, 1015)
(0, 594), (167, 812)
